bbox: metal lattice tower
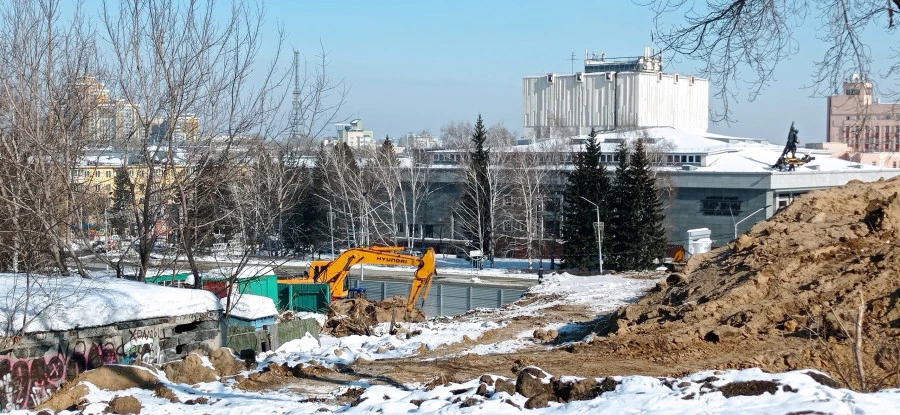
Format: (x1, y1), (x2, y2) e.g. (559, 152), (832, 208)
(290, 50), (301, 139)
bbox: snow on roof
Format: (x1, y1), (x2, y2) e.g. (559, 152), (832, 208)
(693, 146), (887, 173)
(0, 274), (222, 334)
(439, 127), (896, 174)
(204, 265), (276, 281)
(225, 294), (277, 321)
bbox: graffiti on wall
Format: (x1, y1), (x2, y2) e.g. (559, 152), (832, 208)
(0, 326), (166, 411)
(0, 352), (67, 411)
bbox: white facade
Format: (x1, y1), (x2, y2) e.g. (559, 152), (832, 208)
(523, 71), (709, 140)
(336, 119), (376, 148)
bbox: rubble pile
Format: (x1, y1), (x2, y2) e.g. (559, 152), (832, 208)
(608, 177), (900, 388)
(324, 296), (425, 336)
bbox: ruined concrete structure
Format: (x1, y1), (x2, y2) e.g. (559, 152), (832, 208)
(0, 310), (221, 411)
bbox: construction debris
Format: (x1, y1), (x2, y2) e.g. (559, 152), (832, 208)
(324, 296), (425, 337)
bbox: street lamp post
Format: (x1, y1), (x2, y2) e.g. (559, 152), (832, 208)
(312, 194), (335, 258)
(734, 205), (772, 239)
(578, 196), (603, 273)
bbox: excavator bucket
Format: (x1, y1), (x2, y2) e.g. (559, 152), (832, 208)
(406, 248), (436, 313)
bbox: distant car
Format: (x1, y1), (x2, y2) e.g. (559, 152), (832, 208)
(401, 249), (422, 257)
(90, 241), (107, 253)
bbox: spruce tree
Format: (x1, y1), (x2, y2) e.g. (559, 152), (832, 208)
(109, 166), (135, 236)
(458, 115), (492, 260)
(628, 138), (667, 269)
(608, 140), (635, 270)
(377, 136), (398, 165)
(561, 128), (610, 270)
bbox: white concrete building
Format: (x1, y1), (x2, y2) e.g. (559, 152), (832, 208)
(335, 119), (375, 148)
(523, 50), (709, 140)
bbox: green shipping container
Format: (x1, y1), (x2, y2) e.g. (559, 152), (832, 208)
(278, 283), (330, 313)
(146, 272), (191, 286)
(243, 274), (278, 300)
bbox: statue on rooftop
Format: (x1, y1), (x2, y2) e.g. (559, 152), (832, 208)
(782, 122), (800, 159)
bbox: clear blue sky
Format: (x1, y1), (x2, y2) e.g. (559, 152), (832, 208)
(91, 1), (898, 144)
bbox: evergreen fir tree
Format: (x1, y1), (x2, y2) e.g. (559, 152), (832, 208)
(109, 166), (135, 236)
(628, 138), (667, 269)
(608, 140), (635, 270)
(377, 135), (398, 165)
(561, 128), (610, 270)
(458, 115), (492, 259)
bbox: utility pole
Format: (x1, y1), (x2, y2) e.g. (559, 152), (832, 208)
(290, 50), (301, 139)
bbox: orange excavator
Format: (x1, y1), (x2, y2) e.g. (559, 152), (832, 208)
(285, 246), (437, 314)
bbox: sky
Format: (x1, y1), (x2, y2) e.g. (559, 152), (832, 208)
(83, 1), (898, 144)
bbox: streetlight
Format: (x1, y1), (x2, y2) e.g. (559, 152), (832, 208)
(578, 196), (603, 273)
(734, 205), (772, 239)
(312, 193), (335, 258)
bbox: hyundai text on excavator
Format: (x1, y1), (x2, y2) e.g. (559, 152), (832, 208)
(283, 246), (437, 315)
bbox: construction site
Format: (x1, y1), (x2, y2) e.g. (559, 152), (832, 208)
(13, 176), (898, 413)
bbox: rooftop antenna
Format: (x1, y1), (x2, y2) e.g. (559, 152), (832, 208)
(568, 51), (578, 74)
(290, 49), (301, 139)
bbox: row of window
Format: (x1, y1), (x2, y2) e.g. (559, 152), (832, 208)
(843, 125), (900, 139)
(666, 154), (701, 164)
(845, 114), (900, 121)
(74, 183), (111, 192)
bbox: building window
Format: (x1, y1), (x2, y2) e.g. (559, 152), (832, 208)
(700, 196), (742, 216)
(94, 184), (100, 191)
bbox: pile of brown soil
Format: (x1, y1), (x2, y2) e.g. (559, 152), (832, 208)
(324, 296), (425, 336)
(608, 177), (900, 390)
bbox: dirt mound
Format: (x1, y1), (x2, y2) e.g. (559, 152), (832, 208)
(609, 177), (900, 390)
(107, 395), (142, 414)
(325, 296), (425, 336)
(163, 353), (218, 384)
(39, 348), (249, 412)
(209, 347), (255, 377)
(36, 365), (162, 412)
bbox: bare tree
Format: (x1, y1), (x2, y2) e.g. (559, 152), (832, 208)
(440, 120), (475, 150)
(648, 0), (900, 121)
(0, 0), (103, 276)
(503, 140), (566, 267)
(100, 0), (289, 282)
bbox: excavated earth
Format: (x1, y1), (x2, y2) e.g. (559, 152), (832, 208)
(43, 176), (900, 409)
(357, 176), (900, 391)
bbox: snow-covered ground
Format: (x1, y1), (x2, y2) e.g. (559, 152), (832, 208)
(23, 270), (898, 414)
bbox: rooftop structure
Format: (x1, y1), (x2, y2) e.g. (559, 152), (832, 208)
(523, 48), (708, 140)
(583, 47), (663, 73)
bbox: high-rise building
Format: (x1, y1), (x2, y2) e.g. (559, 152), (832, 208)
(114, 100), (141, 142)
(522, 47), (709, 140)
(69, 75), (115, 143)
(174, 114), (200, 142)
(826, 75), (900, 154)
